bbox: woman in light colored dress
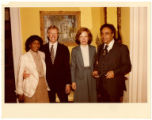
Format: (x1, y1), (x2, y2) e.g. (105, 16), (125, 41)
(16, 35), (50, 103)
(71, 27), (97, 102)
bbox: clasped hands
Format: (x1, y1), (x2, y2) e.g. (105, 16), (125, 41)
(92, 70), (115, 79)
(72, 70), (115, 91)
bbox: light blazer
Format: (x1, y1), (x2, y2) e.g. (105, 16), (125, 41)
(16, 50), (49, 97)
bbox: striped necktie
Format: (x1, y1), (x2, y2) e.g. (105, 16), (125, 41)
(50, 45), (55, 64)
(103, 45), (108, 56)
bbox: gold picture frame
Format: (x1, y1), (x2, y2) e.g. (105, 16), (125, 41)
(40, 11), (81, 46)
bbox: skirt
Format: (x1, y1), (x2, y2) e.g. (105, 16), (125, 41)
(24, 77), (49, 103)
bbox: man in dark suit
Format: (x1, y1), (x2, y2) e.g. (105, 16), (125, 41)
(42, 25), (71, 102)
(92, 24), (131, 102)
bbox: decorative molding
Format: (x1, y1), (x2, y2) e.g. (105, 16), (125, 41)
(117, 7), (121, 31)
(104, 7), (107, 24)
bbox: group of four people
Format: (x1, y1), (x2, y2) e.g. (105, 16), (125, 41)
(16, 24), (131, 103)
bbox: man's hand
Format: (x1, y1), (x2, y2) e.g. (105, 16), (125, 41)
(65, 84), (71, 94)
(17, 94), (24, 103)
(23, 71), (30, 79)
(105, 70), (114, 79)
(92, 70), (100, 78)
(72, 82), (76, 90)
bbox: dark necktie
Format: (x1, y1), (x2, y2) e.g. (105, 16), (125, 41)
(103, 45), (108, 56)
(50, 45), (55, 64)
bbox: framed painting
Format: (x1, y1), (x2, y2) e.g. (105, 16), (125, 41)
(40, 11), (81, 46)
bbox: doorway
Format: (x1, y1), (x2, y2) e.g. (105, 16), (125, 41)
(5, 8), (16, 103)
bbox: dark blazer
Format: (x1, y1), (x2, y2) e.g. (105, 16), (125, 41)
(95, 41), (131, 97)
(41, 43), (71, 91)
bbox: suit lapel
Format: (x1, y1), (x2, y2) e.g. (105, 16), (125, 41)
(98, 44), (104, 57)
(89, 45), (92, 66)
(78, 46), (84, 67)
(107, 41), (117, 55)
(38, 51), (46, 75)
(46, 43), (50, 54)
(45, 43), (52, 62)
(54, 43), (60, 64)
(26, 51), (39, 79)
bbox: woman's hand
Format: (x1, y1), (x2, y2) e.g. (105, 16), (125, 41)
(105, 70), (114, 79)
(23, 71), (30, 79)
(92, 70), (100, 78)
(72, 82), (76, 90)
(65, 84), (71, 94)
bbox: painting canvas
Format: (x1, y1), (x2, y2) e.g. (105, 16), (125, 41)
(40, 11), (81, 46)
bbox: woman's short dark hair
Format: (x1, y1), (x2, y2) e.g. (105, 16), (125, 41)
(25, 35), (43, 52)
(100, 24), (116, 39)
(75, 27), (92, 45)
